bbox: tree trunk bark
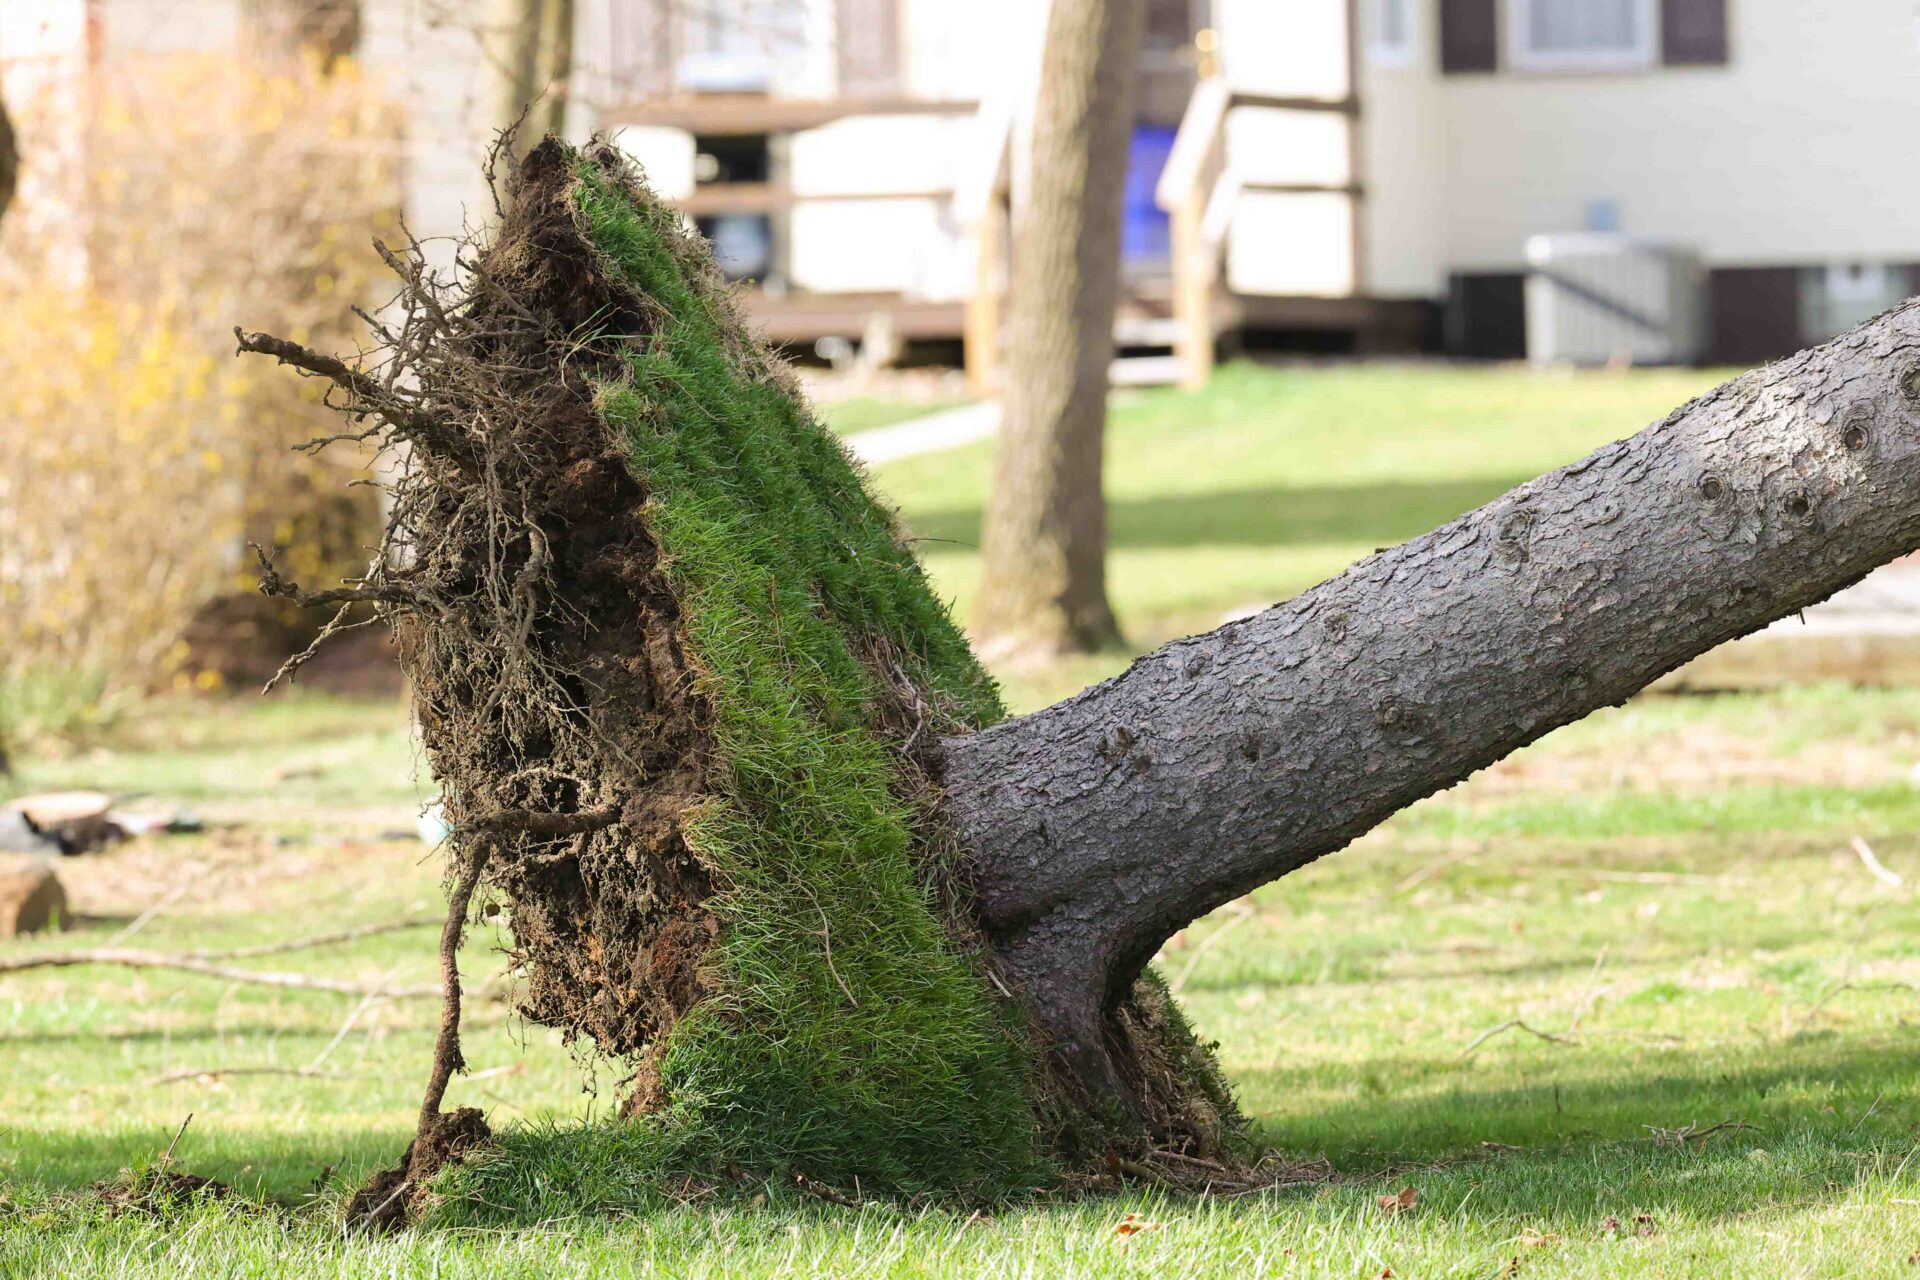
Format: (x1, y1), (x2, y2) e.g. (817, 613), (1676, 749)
(0, 83), (17, 228)
(945, 303), (1920, 1102)
(972, 0), (1142, 663)
(483, 0), (545, 151)
(525, 0), (574, 143)
(244, 0), (361, 68)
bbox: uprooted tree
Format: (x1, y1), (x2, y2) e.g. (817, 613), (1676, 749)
(242, 138), (1920, 1218)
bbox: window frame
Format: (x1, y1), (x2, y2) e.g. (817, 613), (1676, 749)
(1505, 0), (1659, 73)
(1368, 0), (1419, 67)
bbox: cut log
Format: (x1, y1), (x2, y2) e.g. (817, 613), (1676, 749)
(0, 856), (67, 940)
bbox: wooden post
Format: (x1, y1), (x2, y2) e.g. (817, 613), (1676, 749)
(965, 195), (1006, 398)
(1170, 188), (1215, 392)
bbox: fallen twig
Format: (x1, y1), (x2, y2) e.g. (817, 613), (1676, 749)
(199, 916), (443, 961)
(793, 1171), (862, 1208)
(309, 973), (398, 1071)
(1459, 1019), (1574, 1059)
(1850, 836), (1904, 889)
(149, 1066), (351, 1087)
(108, 876), (207, 946)
(1387, 849), (1477, 899)
(1168, 900), (1256, 996)
(0, 948), (441, 997)
(1567, 944), (1611, 1036)
(161, 1113), (193, 1170)
(1646, 1119), (1756, 1146)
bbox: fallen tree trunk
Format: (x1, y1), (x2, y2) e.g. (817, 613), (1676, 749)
(245, 137), (1920, 1207)
(946, 319), (1920, 1101)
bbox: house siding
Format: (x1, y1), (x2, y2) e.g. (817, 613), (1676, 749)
(1359, 0), (1920, 358)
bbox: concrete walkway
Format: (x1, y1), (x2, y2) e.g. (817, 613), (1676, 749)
(843, 401), (1001, 466)
(1661, 556), (1920, 688)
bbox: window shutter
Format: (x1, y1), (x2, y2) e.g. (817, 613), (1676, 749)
(1439, 0), (1499, 73)
(1662, 0), (1728, 66)
(838, 0), (903, 98)
(1708, 268), (1800, 365)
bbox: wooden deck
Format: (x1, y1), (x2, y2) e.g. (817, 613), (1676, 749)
(739, 284), (1436, 354)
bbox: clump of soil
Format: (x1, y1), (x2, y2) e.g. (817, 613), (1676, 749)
(242, 133), (1249, 1207)
(346, 1107), (491, 1232)
(92, 1168), (233, 1217)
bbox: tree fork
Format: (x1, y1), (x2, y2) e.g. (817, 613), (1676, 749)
(943, 304), (1920, 1101)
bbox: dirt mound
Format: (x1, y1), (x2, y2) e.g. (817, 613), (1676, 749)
(346, 1106), (492, 1232)
(92, 1168), (234, 1216)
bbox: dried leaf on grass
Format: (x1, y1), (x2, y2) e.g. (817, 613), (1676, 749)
(1376, 1185), (1419, 1216)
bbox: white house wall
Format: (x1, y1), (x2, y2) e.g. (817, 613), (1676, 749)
(1357, 2), (1448, 298)
(1226, 107), (1351, 187)
(1215, 0), (1351, 99)
(1228, 191), (1356, 297)
(1360, 0), (1920, 297)
(898, 0), (1040, 101)
(788, 197), (970, 297)
(787, 113), (974, 297)
(611, 126), (697, 200)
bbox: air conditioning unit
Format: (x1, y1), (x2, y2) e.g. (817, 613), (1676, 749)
(1524, 234), (1705, 367)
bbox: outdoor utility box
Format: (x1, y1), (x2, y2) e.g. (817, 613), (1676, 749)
(1524, 234), (1706, 367)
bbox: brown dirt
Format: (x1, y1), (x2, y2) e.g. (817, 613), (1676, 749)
(386, 140), (722, 1066)
(92, 1168), (234, 1216)
(345, 1106), (491, 1232)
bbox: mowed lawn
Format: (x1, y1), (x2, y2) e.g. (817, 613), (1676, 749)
(9, 362), (1920, 1276)
(862, 360), (1729, 706)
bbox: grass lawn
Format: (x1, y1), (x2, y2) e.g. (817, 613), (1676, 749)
(871, 360), (1729, 707)
(816, 395), (965, 436)
(9, 362), (1920, 1276)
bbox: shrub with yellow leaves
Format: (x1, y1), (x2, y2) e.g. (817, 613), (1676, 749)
(0, 48), (401, 740)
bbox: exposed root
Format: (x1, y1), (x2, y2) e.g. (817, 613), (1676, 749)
(243, 131), (1250, 1200)
(346, 1106), (492, 1233)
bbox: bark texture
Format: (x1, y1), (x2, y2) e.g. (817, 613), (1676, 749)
(0, 84), (17, 227)
(244, 0), (361, 67)
(945, 302), (1920, 1102)
(484, 0), (571, 154)
(484, 0), (545, 148)
(973, 0), (1142, 661)
(526, 0), (574, 143)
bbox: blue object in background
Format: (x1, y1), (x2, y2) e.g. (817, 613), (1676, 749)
(1123, 125), (1178, 269)
(1584, 198), (1622, 234)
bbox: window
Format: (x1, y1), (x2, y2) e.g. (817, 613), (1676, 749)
(1508, 0), (1657, 71)
(1802, 264), (1908, 344)
(1369, 0), (1417, 66)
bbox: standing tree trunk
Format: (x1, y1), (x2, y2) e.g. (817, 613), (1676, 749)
(0, 83), (17, 227)
(526, 0), (574, 143)
(244, 141), (1920, 1211)
(244, 0), (361, 68)
(972, 0), (1143, 663)
(484, 0), (572, 157)
(484, 0), (545, 150)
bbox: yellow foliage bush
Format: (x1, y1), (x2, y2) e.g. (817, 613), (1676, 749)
(0, 50), (401, 731)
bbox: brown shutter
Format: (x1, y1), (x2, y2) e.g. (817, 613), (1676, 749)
(1439, 0), (1499, 73)
(838, 0), (903, 98)
(1708, 267), (1801, 365)
(1662, 0), (1729, 66)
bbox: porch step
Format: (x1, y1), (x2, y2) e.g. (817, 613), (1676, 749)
(1112, 315), (1183, 347)
(1108, 354), (1184, 387)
